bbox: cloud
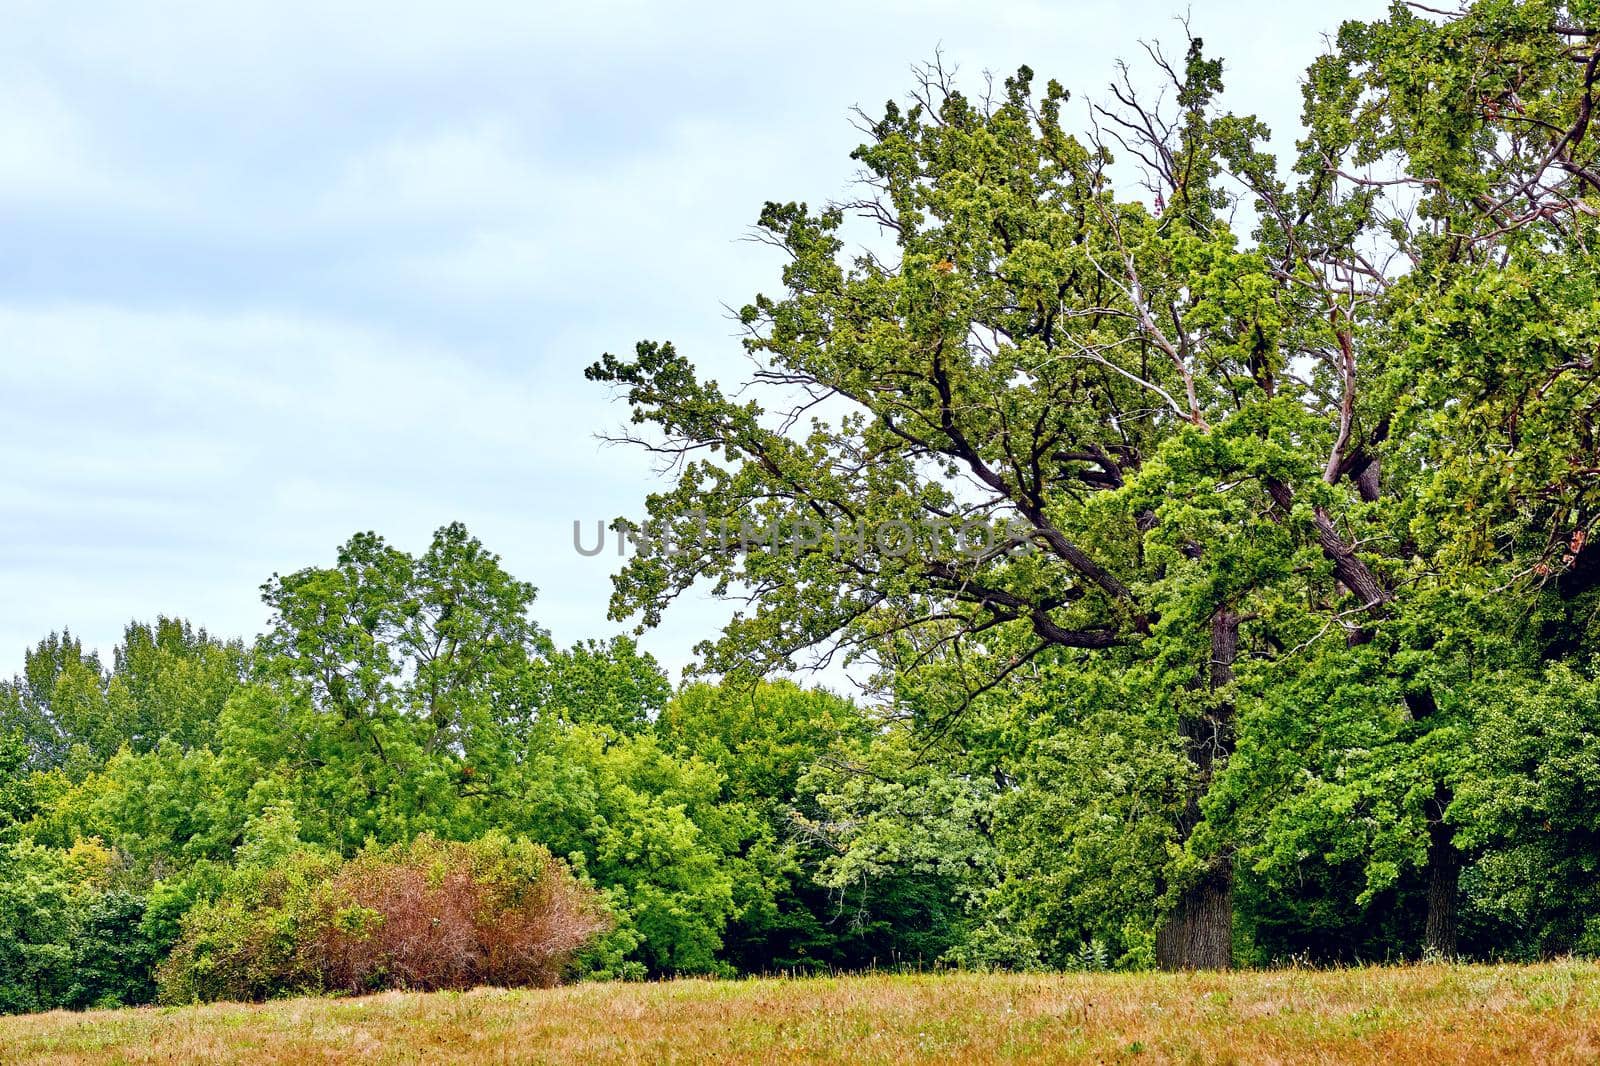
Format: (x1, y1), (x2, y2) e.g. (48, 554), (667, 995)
(0, 297), (763, 684)
(0, 83), (124, 203)
(0, 303), (619, 466)
(325, 113), (807, 321)
(323, 119), (550, 221)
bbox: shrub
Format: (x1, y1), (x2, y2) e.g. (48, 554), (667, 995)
(158, 834), (609, 1003)
(313, 834), (610, 992)
(154, 851), (335, 1004)
(62, 890), (166, 1008)
(0, 841), (76, 1014)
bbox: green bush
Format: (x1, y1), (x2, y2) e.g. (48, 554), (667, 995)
(0, 841), (77, 1014)
(0, 839), (170, 1013)
(65, 890), (162, 1008)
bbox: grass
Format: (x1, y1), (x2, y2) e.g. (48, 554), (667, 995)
(2, 962), (1599, 1064)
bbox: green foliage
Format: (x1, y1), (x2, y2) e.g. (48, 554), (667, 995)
(0, 732), (38, 839)
(581, 0), (1600, 972)
(154, 847), (339, 1004)
(659, 680), (969, 972)
(1452, 663), (1600, 957)
(0, 838), (168, 1013)
(535, 636), (671, 733)
(658, 680), (863, 805)
(66, 891), (162, 1009)
(0, 622), (245, 773)
(0, 632), (110, 771)
(0, 841), (79, 1014)
(797, 718), (996, 968)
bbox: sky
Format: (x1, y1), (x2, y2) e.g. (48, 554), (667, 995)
(0, 0), (1390, 683)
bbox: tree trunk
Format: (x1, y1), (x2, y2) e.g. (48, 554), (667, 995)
(1423, 783), (1459, 958)
(1156, 608), (1239, 970)
(1156, 859), (1235, 969)
(1404, 690), (1458, 957)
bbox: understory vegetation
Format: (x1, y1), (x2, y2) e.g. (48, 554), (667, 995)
(8, 0), (1600, 1016)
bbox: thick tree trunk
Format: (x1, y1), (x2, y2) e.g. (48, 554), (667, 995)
(1156, 858), (1234, 969)
(1156, 608), (1239, 970)
(1423, 783), (1460, 958)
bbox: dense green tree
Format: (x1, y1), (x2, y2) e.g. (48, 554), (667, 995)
(65, 890), (162, 1009)
(0, 841), (78, 1014)
(260, 522), (550, 757)
(0, 632), (108, 771)
(0, 622), (245, 772)
(27, 743), (234, 869)
(657, 680), (863, 806)
(1229, 0), (1600, 955)
(534, 636), (671, 733)
(0, 732), (38, 839)
(585, 45), (1396, 966)
(653, 679), (963, 972)
(104, 620), (247, 756)
(587, 0), (1600, 967)
(1451, 662), (1600, 957)
(246, 523), (550, 850)
(477, 721), (749, 976)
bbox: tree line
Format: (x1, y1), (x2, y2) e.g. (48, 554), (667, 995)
(1, 525), (962, 1011)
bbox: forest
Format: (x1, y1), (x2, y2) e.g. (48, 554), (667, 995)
(5, 0), (1600, 1014)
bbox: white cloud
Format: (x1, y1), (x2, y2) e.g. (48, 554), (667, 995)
(0, 303), (648, 664)
(0, 83), (122, 203)
(0, 304), (615, 465)
(328, 113), (807, 316)
(323, 119), (550, 220)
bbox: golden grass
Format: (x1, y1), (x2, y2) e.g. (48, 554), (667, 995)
(2, 963), (1597, 1064)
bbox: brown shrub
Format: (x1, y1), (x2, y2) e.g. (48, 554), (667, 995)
(310, 835), (610, 993)
(157, 834), (610, 1003)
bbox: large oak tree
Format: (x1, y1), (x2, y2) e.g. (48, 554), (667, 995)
(592, 1), (1600, 966)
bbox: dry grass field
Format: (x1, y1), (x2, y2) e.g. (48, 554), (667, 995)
(1, 963), (1597, 1064)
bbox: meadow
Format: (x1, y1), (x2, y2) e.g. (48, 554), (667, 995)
(2, 963), (1597, 1064)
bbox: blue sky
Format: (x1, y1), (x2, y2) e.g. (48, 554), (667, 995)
(0, 0), (1387, 681)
